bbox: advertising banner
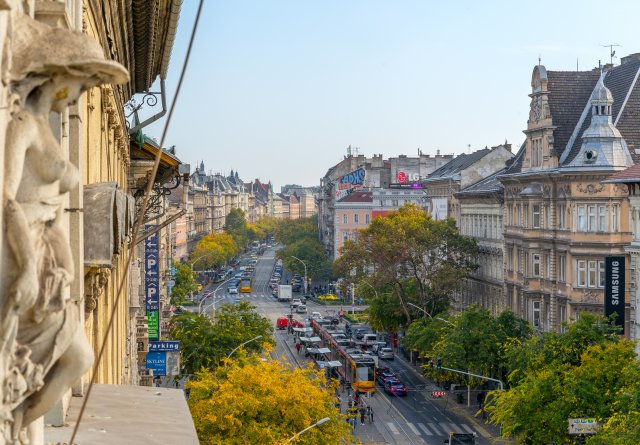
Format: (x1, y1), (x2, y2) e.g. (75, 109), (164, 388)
(429, 197), (448, 220)
(146, 351), (166, 376)
(145, 225), (160, 340)
(604, 255), (625, 334)
(335, 167), (366, 200)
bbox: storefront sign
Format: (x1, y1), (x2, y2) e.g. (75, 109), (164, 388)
(604, 255), (625, 334)
(146, 351), (166, 376)
(145, 226), (160, 340)
(149, 341), (180, 351)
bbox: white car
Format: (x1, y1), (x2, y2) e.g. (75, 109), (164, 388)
(290, 298), (302, 308)
(228, 285), (239, 294)
(378, 347), (394, 360)
(310, 311), (323, 320)
(296, 304), (307, 314)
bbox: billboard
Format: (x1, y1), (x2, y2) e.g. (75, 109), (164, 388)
(145, 226), (160, 340)
(604, 256), (625, 334)
(429, 198), (448, 220)
(335, 167), (366, 200)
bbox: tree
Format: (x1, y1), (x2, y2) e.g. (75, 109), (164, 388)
(191, 232), (238, 270)
(225, 208), (250, 248)
(187, 356), (352, 444)
(487, 340), (640, 444)
(170, 301), (274, 376)
(485, 314), (637, 444)
(254, 216), (279, 238)
(278, 237), (332, 281)
(170, 262), (197, 305)
(334, 204), (478, 325)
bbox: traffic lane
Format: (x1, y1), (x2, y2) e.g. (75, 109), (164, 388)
(377, 357), (493, 445)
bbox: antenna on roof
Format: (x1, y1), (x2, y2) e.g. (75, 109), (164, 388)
(601, 43), (621, 65)
(467, 144), (471, 154)
(538, 54), (541, 66)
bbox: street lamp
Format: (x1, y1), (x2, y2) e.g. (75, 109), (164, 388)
(290, 255), (308, 294)
(286, 417), (330, 443)
(357, 279), (379, 299)
(226, 335), (263, 365)
(406, 302), (454, 326)
(189, 253), (210, 300)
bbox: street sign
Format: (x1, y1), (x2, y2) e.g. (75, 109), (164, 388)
(146, 351), (166, 376)
(149, 341), (180, 351)
(568, 418), (599, 435)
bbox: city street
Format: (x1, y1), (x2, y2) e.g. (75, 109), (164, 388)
(203, 247), (503, 445)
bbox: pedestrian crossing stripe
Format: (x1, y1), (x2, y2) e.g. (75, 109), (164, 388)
(417, 423), (433, 435)
(386, 422), (400, 435)
(461, 424), (474, 434)
(406, 423), (420, 435)
(428, 422), (443, 435)
(402, 422), (475, 437)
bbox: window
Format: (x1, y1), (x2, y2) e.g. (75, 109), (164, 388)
(532, 301), (541, 328)
(612, 204), (619, 231)
(577, 260), (587, 287)
(342, 230), (349, 241)
(391, 199), (399, 207)
(365, 214), (370, 224)
(599, 260), (605, 287)
(576, 204), (608, 232)
(532, 254), (541, 277)
(588, 261), (598, 288)
(342, 214), (347, 224)
(354, 214), (359, 224)
(523, 205), (529, 227)
(558, 203), (566, 229)
(558, 254), (566, 282)
(532, 205), (541, 228)
(531, 138), (543, 167)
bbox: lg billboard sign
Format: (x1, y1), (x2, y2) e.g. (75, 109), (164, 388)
(396, 171), (420, 183)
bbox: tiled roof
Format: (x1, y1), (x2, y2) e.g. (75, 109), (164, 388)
(502, 141), (526, 174)
(455, 169), (505, 197)
(424, 148), (490, 181)
(337, 191), (373, 203)
(608, 57), (640, 160)
(602, 162), (640, 182)
(547, 70), (600, 161)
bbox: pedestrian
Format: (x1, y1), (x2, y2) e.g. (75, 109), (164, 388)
(346, 384), (351, 397)
(367, 405), (374, 423)
(359, 406), (366, 425)
(295, 342), (301, 354)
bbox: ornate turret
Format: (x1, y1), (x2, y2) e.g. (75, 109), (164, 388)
(566, 74), (633, 170)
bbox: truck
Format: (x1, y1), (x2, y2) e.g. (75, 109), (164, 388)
(278, 284), (292, 302)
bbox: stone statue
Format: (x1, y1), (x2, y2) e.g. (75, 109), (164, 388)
(1, 15), (128, 444)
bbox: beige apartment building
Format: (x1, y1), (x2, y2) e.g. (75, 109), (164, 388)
(500, 57), (640, 333)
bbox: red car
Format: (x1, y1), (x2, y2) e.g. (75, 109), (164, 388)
(276, 317), (304, 330)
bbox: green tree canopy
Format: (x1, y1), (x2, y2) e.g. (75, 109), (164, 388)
(225, 208), (250, 248)
(170, 262), (197, 306)
(188, 356), (352, 444)
(334, 203), (478, 325)
(278, 237), (332, 281)
(170, 301), (273, 375)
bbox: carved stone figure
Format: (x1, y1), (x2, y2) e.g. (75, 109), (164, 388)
(1, 15), (127, 443)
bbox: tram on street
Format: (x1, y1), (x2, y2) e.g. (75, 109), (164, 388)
(239, 277), (252, 293)
(311, 319), (376, 393)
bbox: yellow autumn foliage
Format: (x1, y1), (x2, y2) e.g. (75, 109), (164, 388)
(187, 357), (353, 444)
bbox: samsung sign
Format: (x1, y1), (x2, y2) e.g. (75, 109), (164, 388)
(604, 256), (625, 334)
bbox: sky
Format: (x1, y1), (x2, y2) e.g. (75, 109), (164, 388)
(144, 1), (640, 191)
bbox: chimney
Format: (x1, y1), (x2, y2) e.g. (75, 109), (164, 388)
(436, 149), (440, 156)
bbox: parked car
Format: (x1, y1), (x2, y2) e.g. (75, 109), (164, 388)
(378, 347), (395, 360)
(383, 380), (407, 396)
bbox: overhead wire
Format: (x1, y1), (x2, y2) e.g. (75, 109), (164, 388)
(69, 0), (205, 442)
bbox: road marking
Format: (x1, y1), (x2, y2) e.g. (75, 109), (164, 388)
(406, 422), (421, 435)
(386, 423), (400, 435)
(461, 424), (475, 434)
(428, 423), (442, 435)
(417, 423), (433, 435)
(442, 422), (462, 434)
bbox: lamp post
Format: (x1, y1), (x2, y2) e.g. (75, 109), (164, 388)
(286, 417), (330, 443)
(189, 253), (210, 300)
(290, 255), (308, 294)
(406, 302), (454, 326)
(357, 280), (379, 299)
(226, 335), (263, 366)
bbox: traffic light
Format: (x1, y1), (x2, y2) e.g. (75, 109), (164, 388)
(436, 358), (442, 369)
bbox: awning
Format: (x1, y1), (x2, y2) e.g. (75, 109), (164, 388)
(317, 348), (331, 354)
(327, 360), (343, 368)
(293, 327), (313, 333)
(302, 336), (321, 343)
(307, 348), (320, 354)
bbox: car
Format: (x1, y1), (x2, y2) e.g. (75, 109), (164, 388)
(310, 311), (323, 320)
(354, 329), (369, 340)
(378, 347), (395, 360)
(228, 285), (238, 294)
(291, 284), (302, 292)
(444, 433), (477, 444)
(290, 298), (302, 307)
(372, 341), (387, 354)
(376, 370), (398, 385)
(384, 381), (407, 396)
(296, 304), (307, 314)
(234, 273), (243, 280)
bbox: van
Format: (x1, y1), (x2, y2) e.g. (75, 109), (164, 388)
(362, 333), (378, 346)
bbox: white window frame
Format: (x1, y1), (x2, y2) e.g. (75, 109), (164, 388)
(577, 260), (587, 287)
(532, 301), (541, 328)
(612, 204), (619, 231)
(365, 214), (370, 224)
(587, 260), (598, 288)
(599, 260), (605, 288)
(558, 254), (566, 282)
(532, 254), (541, 277)
(598, 205), (607, 231)
(577, 205), (586, 232)
(532, 204), (541, 228)
(354, 214), (359, 224)
(558, 203), (566, 229)
(342, 213), (348, 224)
(587, 205), (596, 232)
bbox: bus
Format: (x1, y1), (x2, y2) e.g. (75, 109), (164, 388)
(311, 319), (376, 393)
(240, 277), (252, 293)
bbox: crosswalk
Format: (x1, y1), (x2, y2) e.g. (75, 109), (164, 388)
(385, 421), (476, 437)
